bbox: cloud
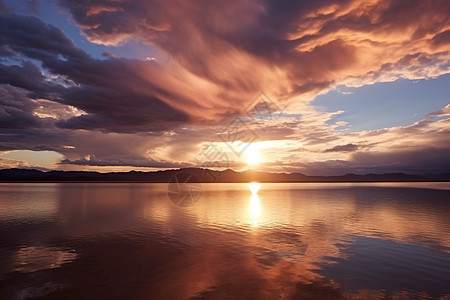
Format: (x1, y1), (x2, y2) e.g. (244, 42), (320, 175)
(0, 1), (449, 173)
(0, 156), (32, 169)
(279, 104), (450, 175)
(3, 1), (450, 132)
(0, 12), (88, 61)
(60, 156), (191, 168)
(432, 30), (450, 48)
(0, 84), (39, 129)
(59, 0), (450, 93)
(325, 143), (359, 153)
(0, 11), (192, 134)
(0, 0), (12, 14)
(26, 0), (41, 13)
(0, 61), (59, 98)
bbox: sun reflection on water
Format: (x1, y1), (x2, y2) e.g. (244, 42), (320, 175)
(249, 182), (261, 227)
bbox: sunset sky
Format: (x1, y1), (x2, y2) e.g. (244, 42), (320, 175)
(1, 0), (449, 175)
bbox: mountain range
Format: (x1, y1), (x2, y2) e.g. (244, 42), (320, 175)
(1, 168), (449, 182)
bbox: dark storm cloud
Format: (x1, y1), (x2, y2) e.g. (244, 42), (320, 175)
(59, 156), (192, 168)
(26, 0), (40, 13)
(0, 9), (191, 134)
(0, 0), (12, 14)
(0, 84), (39, 129)
(0, 62), (61, 98)
(46, 58), (190, 133)
(0, 7), (194, 169)
(0, 84), (76, 153)
(0, 11), (88, 61)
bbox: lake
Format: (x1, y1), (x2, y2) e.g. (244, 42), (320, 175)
(0, 182), (449, 299)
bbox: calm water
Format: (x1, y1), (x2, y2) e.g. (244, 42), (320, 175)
(0, 182), (449, 299)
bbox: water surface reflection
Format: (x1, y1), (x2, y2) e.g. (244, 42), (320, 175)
(0, 182), (449, 299)
(249, 182), (261, 227)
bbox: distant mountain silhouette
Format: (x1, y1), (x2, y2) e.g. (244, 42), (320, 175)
(0, 168), (449, 182)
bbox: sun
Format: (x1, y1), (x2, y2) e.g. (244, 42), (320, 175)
(247, 151), (260, 165)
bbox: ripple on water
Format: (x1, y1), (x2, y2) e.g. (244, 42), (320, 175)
(318, 236), (450, 297)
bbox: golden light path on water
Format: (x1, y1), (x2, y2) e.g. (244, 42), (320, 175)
(249, 182), (261, 227)
(1, 183), (450, 299)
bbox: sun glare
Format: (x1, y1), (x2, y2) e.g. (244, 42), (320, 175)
(247, 151), (260, 165)
(249, 182), (261, 194)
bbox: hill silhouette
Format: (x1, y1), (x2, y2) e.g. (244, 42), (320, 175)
(0, 168), (449, 182)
